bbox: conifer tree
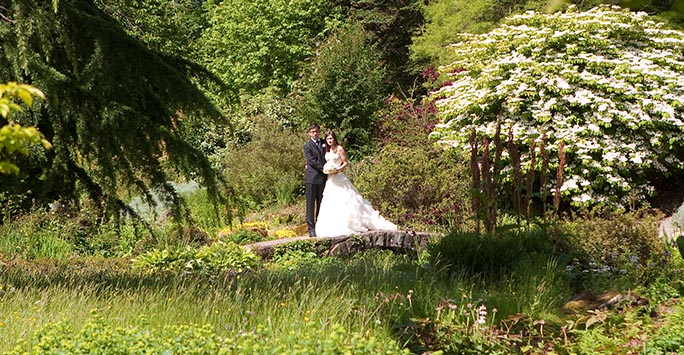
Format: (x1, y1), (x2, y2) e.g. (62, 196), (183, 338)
(0, 0), (231, 220)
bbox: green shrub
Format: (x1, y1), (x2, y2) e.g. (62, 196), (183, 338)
(272, 239), (333, 258)
(187, 241), (260, 275)
(220, 228), (268, 245)
(221, 116), (304, 210)
(131, 241), (260, 276)
(425, 227), (554, 280)
(130, 246), (194, 274)
(184, 188), (232, 235)
(553, 208), (667, 289)
(635, 242), (684, 304)
(269, 249), (341, 272)
(265, 239), (345, 270)
(349, 144), (471, 230)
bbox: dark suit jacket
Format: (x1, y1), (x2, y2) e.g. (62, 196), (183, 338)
(304, 138), (327, 185)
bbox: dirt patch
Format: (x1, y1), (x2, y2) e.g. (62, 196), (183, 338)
(648, 175), (684, 215)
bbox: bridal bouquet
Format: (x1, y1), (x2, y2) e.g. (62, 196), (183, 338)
(323, 161), (338, 174)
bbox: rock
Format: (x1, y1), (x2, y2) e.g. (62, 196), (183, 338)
(563, 291), (648, 313)
(659, 216), (678, 242)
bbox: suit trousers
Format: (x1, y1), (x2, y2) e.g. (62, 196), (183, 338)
(305, 182), (325, 235)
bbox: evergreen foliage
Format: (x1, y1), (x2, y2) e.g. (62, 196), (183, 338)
(97, 0), (208, 58)
(335, 0), (426, 89)
(0, 0), (231, 220)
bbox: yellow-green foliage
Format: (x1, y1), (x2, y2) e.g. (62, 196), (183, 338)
(273, 228), (296, 239)
(7, 314), (409, 355)
(218, 221), (271, 244)
(215, 220), (297, 244)
(0, 82), (51, 174)
(0, 82), (44, 118)
(411, 0), (530, 66)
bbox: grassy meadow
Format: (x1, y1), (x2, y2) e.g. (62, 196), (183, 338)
(0, 248), (565, 354)
(1, 198), (684, 354)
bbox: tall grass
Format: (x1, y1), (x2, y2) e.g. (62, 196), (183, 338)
(0, 246), (573, 353)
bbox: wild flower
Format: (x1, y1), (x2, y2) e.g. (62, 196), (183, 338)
(476, 305), (487, 324)
(273, 229), (296, 239)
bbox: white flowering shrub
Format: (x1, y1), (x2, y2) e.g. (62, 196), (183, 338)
(429, 5), (684, 208)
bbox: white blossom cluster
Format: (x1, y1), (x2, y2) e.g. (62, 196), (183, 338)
(430, 5), (684, 207)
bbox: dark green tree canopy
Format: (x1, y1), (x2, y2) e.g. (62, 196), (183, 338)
(292, 22), (387, 155)
(0, 0), (230, 217)
(334, 0), (426, 89)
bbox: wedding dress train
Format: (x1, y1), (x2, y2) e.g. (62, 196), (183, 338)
(314, 151), (397, 237)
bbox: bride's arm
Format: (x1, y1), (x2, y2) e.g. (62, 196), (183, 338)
(337, 146), (349, 171)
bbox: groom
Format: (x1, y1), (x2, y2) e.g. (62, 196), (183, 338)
(303, 123), (327, 238)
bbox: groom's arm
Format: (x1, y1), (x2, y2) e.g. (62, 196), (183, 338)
(304, 143), (324, 173)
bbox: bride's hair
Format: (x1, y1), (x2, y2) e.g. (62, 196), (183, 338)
(325, 130), (338, 152)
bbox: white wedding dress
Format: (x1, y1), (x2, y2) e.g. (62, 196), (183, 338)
(315, 150), (398, 237)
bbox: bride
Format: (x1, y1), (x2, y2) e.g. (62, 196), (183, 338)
(314, 130), (398, 237)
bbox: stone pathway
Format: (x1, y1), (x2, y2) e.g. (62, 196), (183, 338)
(244, 230), (432, 259)
(242, 212), (682, 257)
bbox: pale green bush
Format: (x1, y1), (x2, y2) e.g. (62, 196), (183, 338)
(131, 241), (260, 276)
(221, 116), (304, 210)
